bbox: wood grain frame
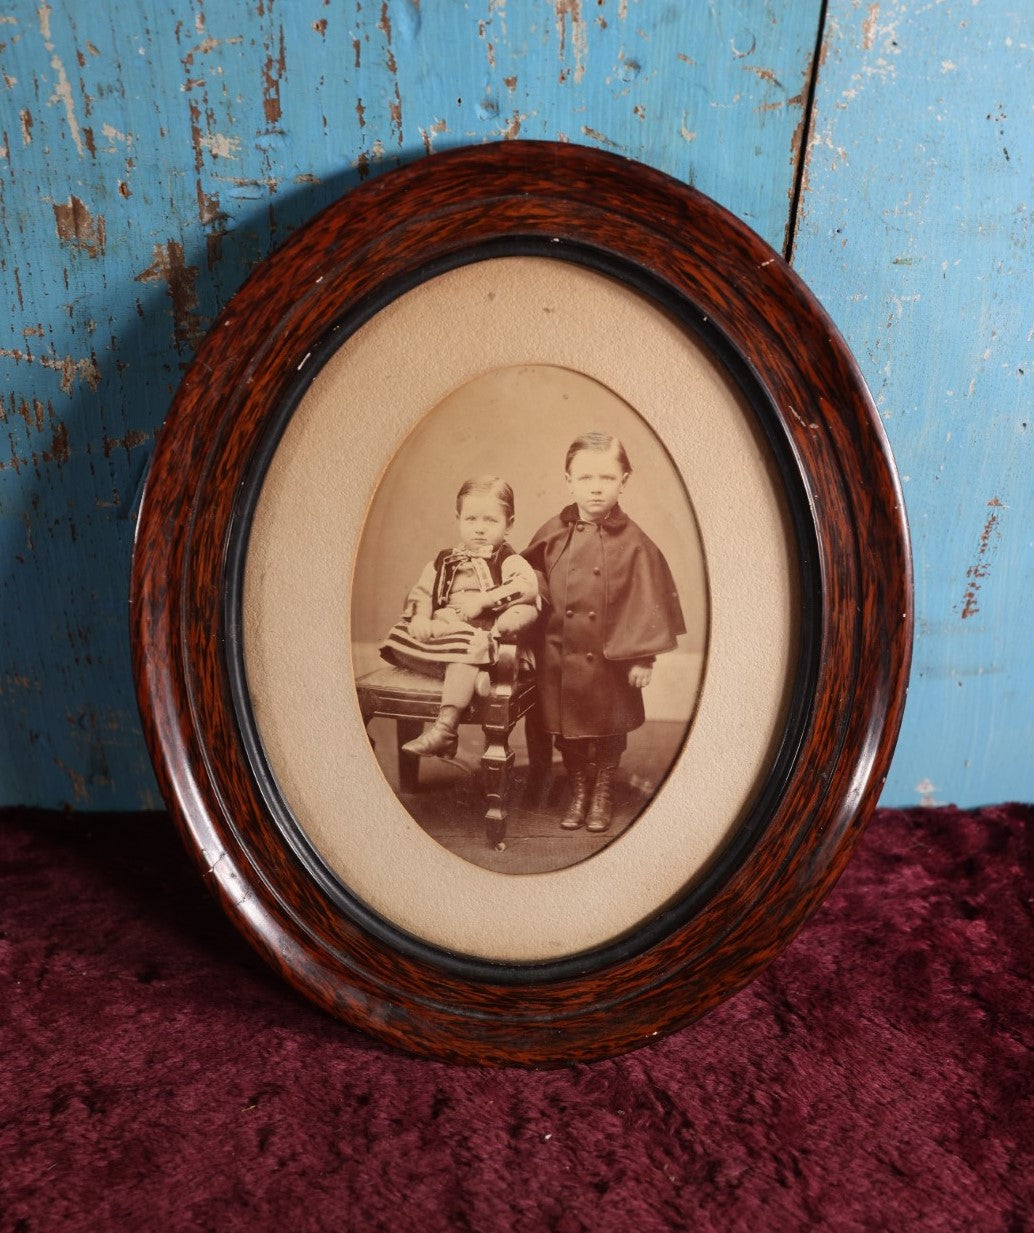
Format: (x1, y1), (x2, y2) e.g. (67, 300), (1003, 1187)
(130, 141), (912, 1065)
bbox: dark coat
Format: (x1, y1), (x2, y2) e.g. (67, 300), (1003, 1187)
(522, 504), (686, 738)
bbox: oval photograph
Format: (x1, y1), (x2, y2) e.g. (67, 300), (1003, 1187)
(351, 363), (708, 875)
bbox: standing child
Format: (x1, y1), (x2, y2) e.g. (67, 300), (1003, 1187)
(380, 476), (538, 758)
(522, 432), (686, 833)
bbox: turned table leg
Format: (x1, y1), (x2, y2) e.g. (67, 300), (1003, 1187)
(481, 721), (514, 850)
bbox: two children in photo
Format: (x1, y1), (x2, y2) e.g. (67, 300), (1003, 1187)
(379, 432), (686, 835)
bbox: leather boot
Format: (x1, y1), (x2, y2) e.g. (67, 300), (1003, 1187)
(401, 707), (459, 758)
(560, 766), (595, 830)
(585, 764), (617, 833)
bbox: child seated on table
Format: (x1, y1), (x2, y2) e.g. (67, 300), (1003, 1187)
(379, 475), (538, 759)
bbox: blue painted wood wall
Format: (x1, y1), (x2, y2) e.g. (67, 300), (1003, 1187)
(1, 1), (1029, 809)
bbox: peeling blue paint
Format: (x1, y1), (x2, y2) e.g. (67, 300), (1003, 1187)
(793, 0), (1034, 806)
(22, 0), (1029, 812)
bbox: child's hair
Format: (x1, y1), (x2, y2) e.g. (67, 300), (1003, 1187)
(454, 475), (515, 521)
(564, 431), (633, 476)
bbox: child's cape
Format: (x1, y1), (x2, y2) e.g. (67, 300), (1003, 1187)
(522, 504), (686, 661)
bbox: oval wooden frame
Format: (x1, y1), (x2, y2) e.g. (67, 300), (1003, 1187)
(131, 141), (912, 1066)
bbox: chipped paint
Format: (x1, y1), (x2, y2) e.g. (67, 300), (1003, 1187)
(786, 35), (827, 251)
(915, 778), (939, 808)
(11, 395), (47, 431)
(862, 3), (879, 51)
(376, 1), (405, 148)
(757, 90), (805, 115)
(581, 124), (622, 150)
(0, 672), (42, 696)
(262, 22), (286, 126)
(0, 347), (100, 394)
(38, 5), (87, 160)
(501, 110), (524, 140)
(134, 241), (204, 353)
(102, 428), (149, 457)
(100, 123), (130, 147)
(46, 353), (101, 396)
(744, 65), (785, 89)
(42, 419), (70, 464)
(960, 499), (1003, 619)
(52, 195), (106, 257)
(0, 397), (69, 468)
(199, 132), (241, 160)
(47, 51), (85, 156)
(419, 117), (447, 156)
(53, 756), (91, 802)
(555, 0), (589, 85)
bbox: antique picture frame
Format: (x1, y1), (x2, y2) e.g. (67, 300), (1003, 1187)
(131, 141), (912, 1065)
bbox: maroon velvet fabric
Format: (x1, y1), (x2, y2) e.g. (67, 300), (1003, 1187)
(2, 805), (1031, 1232)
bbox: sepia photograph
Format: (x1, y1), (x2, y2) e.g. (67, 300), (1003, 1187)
(352, 364), (708, 873)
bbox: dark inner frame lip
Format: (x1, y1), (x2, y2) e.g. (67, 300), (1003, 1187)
(221, 235), (823, 989)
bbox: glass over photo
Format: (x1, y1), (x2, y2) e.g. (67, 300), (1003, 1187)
(351, 364), (709, 874)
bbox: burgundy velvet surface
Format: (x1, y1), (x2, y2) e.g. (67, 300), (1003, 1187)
(2, 805), (1031, 1232)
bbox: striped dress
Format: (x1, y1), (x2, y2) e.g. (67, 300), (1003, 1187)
(379, 544), (537, 678)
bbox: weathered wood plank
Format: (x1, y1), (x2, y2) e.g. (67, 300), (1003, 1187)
(793, 0), (1033, 804)
(0, 1), (822, 807)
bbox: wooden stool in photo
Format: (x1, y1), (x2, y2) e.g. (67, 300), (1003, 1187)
(355, 638), (552, 849)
